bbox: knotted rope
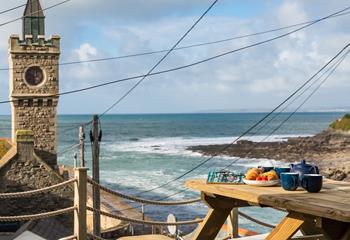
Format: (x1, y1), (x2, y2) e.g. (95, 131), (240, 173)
(238, 211), (275, 228)
(0, 178), (76, 199)
(87, 207), (202, 226)
(87, 179), (200, 205)
(0, 206), (76, 222)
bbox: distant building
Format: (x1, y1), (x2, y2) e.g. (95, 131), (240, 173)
(9, 0), (60, 168)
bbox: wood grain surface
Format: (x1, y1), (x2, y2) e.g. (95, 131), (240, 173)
(185, 179), (350, 223)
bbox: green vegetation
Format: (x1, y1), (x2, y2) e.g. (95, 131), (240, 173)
(330, 114), (350, 131)
(0, 139), (11, 159)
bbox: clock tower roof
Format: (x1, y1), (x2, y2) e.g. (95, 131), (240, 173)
(23, 0), (45, 41)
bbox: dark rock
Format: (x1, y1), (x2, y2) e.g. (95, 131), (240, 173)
(187, 128), (350, 181)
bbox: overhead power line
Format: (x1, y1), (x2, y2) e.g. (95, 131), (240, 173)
(0, 3), (26, 15)
(0, 0), (71, 28)
(213, 49), (350, 174)
(97, 5), (350, 117)
(0, 6), (349, 108)
(99, 0), (220, 117)
(136, 42), (350, 195)
(119, 50), (349, 204)
(0, 10), (349, 72)
(2, 0), (220, 134)
(3, 5), (350, 136)
(137, 48), (350, 201)
(56, 6), (350, 133)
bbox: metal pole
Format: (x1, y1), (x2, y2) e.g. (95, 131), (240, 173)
(92, 115), (101, 236)
(79, 126), (85, 167)
(74, 167), (88, 240)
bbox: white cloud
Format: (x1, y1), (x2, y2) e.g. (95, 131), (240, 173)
(248, 77), (291, 93)
(0, 0), (349, 114)
(277, 1), (307, 26)
(74, 43), (97, 61)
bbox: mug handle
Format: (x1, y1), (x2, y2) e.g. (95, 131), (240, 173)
(310, 166), (317, 174)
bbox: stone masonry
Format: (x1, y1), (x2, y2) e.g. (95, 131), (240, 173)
(9, 34), (60, 167)
(0, 130), (73, 234)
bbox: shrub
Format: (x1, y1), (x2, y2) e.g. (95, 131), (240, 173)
(330, 114), (350, 131)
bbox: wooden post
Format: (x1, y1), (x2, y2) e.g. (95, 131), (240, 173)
(227, 208), (239, 238)
(74, 167), (88, 240)
(79, 126), (85, 167)
(92, 115), (101, 236)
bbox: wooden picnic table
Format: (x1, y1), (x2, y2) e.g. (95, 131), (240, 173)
(185, 179), (350, 240)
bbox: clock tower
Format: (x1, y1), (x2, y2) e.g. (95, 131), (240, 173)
(9, 0), (60, 167)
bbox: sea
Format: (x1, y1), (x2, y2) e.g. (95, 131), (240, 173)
(0, 112), (345, 234)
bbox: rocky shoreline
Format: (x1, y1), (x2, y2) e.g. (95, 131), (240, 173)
(187, 129), (350, 181)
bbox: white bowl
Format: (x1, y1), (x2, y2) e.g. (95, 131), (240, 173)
(243, 179), (280, 187)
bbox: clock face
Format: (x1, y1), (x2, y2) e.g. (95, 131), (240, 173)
(24, 66), (44, 86)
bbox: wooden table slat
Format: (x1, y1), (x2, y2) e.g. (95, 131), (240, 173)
(185, 179), (350, 223)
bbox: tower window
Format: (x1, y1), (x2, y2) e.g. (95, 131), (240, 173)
(18, 100), (23, 107)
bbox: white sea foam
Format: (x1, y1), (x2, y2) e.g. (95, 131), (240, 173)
(104, 134), (310, 159)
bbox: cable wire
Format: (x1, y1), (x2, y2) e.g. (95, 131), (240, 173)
(97, 5), (350, 117)
(221, 49), (350, 171)
(54, 5), (350, 135)
(124, 49), (349, 205)
(135, 42), (350, 196)
(58, 6), (350, 197)
(1, 5), (349, 108)
(57, 143), (79, 156)
(0, 3), (26, 15)
(0, 10), (349, 72)
(99, 0), (220, 117)
(0, 0), (72, 28)
(79, 6), (350, 213)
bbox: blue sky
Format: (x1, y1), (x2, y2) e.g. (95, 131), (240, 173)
(0, 0), (349, 114)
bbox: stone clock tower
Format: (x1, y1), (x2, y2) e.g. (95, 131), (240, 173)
(9, 0), (60, 167)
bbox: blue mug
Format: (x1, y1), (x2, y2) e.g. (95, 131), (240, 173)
(281, 173), (299, 191)
(275, 167), (291, 178)
(301, 174), (323, 193)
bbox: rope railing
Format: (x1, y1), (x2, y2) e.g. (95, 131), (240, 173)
(0, 206), (76, 222)
(238, 211), (275, 229)
(87, 207), (203, 226)
(88, 179), (201, 205)
(0, 178), (76, 199)
(88, 179), (277, 229)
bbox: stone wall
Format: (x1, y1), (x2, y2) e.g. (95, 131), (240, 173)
(0, 156), (73, 215)
(0, 131), (73, 223)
